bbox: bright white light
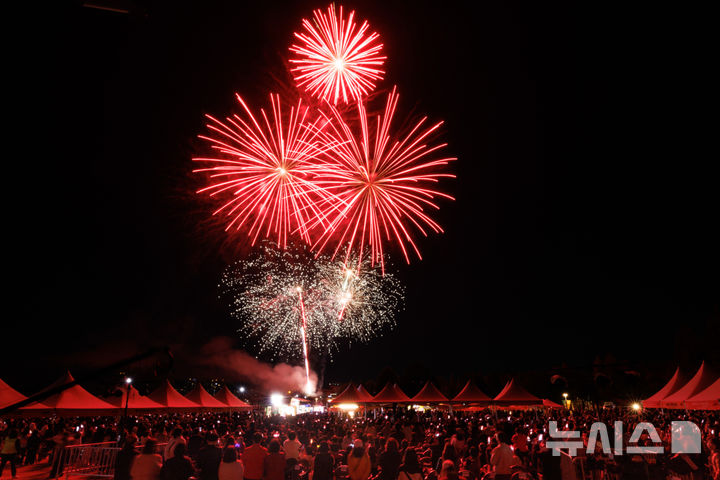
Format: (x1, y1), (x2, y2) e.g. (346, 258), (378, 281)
(337, 403), (359, 411)
(238, 386), (246, 393)
(125, 378), (133, 384)
(631, 402), (641, 411)
(333, 57), (346, 71)
(270, 393), (283, 407)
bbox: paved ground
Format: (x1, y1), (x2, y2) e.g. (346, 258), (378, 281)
(1, 462), (51, 480)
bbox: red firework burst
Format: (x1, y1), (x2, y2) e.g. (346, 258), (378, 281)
(290, 4), (385, 105)
(310, 86), (456, 270)
(193, 94), (338, 248)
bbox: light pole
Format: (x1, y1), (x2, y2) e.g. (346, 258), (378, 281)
(124, 377), (132, 423)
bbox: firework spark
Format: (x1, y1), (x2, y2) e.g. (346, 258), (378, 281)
(193, 93), (339, 248)
(310, 86), (456, 271)
(290, 4), (385, 105)
(221, 243), (403, 361)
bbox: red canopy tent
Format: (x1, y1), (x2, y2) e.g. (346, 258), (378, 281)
(684, 377), (720, 410)
(147, 380), (200, 409)
(356, 385), (374, 402)
(214, 386), (252, 410)
(411, 381), (448, 403)
(452, 380), (491, 404)
(369, 383), (410, 403)
(330, 383), (368, 405)
(542, 399), (563, 409)
(643, 367), (687, 408)
(107, 385), (163, 411)
(1, 378), (27, 409)
(185, 384), (229, 409)
(662, 362), (717, 409)
(493, 379), (542, 407)
(26, 372), (116, 414)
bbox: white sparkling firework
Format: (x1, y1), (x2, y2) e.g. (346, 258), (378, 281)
(221, 242), (404, 360)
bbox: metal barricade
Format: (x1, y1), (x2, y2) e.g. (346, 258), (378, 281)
(61, 442), (120, 479)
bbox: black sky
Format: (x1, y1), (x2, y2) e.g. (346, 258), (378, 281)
(3, 0), (718, 393)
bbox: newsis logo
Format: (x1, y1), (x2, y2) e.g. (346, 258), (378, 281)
(546, 421), (702, 456)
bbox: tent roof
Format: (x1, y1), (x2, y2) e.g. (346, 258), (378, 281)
(543, 399), (563, 409)
(493, 379), (542, 406)
(643, 367), (687, 408)
(147, 380), (200, 408)
(662, 362), (717, 408)
(185, 384), (229, 408)
(331, 383), (366, 404)
(369, 383), (410, 403)
(411, 381), (448, 403)
(685, 377), (720, 410)
(1, 378), (27, 409)
(30, 372), (116, 411)
(356, 385), (374, 402)
(106, 386), (163, 410)
(214, 386), (252, 409)
(452, 380), (491, 403)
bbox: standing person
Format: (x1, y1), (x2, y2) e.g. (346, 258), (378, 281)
(489, 433), (517, 480)
(218, 447), (244, 480)
(241, 433), (268, 480)
(379, 438), (402, 480)
(25, 427), (40, 466)
(0, 429), (19, 480)
(114, 435), (138, 480)
(165, 428), (187, 461)
(438, 461), (458, 480)
(263, 441), (285, 480)
(313, 442), (334, 480)
(397, 448), (422, 480)
(197, 434), (223, 480)
(161, 443), (195, 480)
(347, 441), (371, 480)
(283, 433), (302, 462)
(130, 439), (163, 480)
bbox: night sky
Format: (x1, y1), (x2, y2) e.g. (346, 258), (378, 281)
(4, 1), (718, 395)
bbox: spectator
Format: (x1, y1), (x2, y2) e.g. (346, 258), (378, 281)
(313, 442), (334, 480)
(398, 447), (423, 480)
(490, 433), (517, 480)
(165, 428), (187, 461)
(263, 440), (285, 480)
(197, 434), (223, 480)
(242, 433), (268, 480)
(0, 429), (19, 480)
(283, 432), (302, 461)
(162, 443), (195, 480)
(379, 438), (402, 480)
(219, 447), (244, 480)
(347, 441), (371, 480)
(130, 439), (163, 480)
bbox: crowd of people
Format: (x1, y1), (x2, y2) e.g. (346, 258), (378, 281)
(1, 408), (719, 480)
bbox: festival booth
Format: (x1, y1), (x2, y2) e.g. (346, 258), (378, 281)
(661, 362), (717, 409)
(329, 383), (372, 415)
(452, 380), (492, 410)
(643, 367), (687, 408)
(492, 378), (542, 409)
(542, 399), (563, 409)
(24, 371), (117, 415)
(684, 377), (720, 410)
(411, 381), (448, 404)
(106, 385), (164, 412)
(1, 378), (28, 409)
(185, 384), (231, 410)
(213, 386), (252, 410)
(146, 380), (201, 411)
(368, 383), (411, 404)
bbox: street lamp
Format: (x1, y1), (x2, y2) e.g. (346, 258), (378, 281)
(124, 377), (133, 422)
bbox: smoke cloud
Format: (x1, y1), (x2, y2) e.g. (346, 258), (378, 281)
(196, 337), (317, 394)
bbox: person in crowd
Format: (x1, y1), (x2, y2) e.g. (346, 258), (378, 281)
(283, 432), (302, 462)
(115, 435), (138, 480)
(490, 432), (517, 480)
(130, 439), (163, 480)
(313, 442), (334, 480)
(398, 447), (423, 480)
(263, 440), (285, 480)
(161, 443), (195, 480)
(197, 434), (223, 480)
(436, 441), (458, 472)
(379, 437), (402, 480)
(241, 433), (268, 480)
(438, 460), (458, 480)
(0, 429), (19, 480)
(347, 440), (371, 480)
(165, 428), (187, 461)
(218, 446), (244, 480)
